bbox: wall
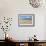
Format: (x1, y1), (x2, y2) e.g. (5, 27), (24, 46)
(0, 0), (46, 40)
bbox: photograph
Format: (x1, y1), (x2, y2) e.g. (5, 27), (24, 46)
(18, 14), (35, 27)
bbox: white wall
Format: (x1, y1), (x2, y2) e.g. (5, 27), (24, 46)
(0, 0), (46, 40)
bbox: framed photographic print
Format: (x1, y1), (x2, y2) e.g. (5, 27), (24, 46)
(18, 14), (35, 27)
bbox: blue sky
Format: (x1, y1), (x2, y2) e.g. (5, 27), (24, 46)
(19, 16), (32, 20)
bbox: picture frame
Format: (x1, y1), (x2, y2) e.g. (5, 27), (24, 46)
(18, 14), (35, 27)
